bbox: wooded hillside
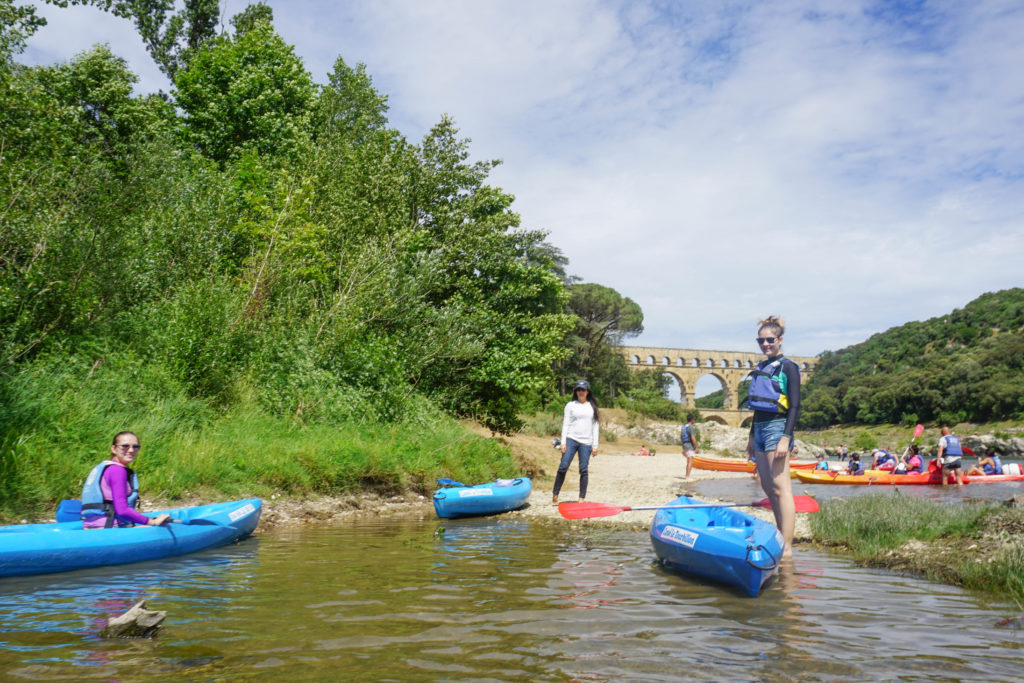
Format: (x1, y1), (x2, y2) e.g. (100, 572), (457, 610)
(801, 289), (1024, 426)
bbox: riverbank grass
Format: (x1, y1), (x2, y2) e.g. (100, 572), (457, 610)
(812, 493), (1024, 599)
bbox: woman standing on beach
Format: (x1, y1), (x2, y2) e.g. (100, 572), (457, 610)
(744, 316), (801, 557)
(553, 380), (600, 504)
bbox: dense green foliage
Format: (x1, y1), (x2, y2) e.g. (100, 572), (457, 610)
(0, 4), (578, 516)
(801, 289), (1024, 427)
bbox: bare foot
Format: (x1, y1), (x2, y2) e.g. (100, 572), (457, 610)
(552, 495), (558, 505)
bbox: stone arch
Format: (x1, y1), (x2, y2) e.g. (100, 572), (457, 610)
(745, 360), (752, 369)
(660, 370), (690, 407)
(705, 358), (713, 368)
(646, 355), (655, 364)
(691, 358), (698, 367)
(661, 356), (670, 365)
(631, 355), (640, 364)
(695, 371), (731, 409)
(740, 416), (753, 428)
(704, 414), (728, 426)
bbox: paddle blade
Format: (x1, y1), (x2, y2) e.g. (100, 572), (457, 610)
(963, 446), (975, 457)
(913, 423), (925, 439)
(752, 495), (819, 513)
(558, 502), (626, 519)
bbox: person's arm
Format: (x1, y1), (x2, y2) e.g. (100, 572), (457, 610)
(102, 466), (152, 526)
(591, 405), (599, 453)
(781, 361), (801, 440)
(560, 403), (570, 453)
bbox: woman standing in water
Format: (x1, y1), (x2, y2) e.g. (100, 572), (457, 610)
(553, 380), (600, 504)
(744, 316), (801, 558)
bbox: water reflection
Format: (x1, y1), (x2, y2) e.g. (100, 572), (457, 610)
(0, 518), (1020, 681)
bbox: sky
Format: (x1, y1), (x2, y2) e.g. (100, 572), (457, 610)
(21, 0), (1024, 363)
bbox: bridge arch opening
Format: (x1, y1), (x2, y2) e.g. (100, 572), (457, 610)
(662, 371), (689, 407)
(631, 355), (640, 364)
(704, 415), (728, 426)
(694, 372), (729, 410)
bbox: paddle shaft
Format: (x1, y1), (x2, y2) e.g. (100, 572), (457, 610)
(617, 501), (770, 512)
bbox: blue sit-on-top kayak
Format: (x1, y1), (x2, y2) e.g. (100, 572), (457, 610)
(649, 495), (783, 597)
(0, 498), (262, 578)
(433, 478), (532, 518)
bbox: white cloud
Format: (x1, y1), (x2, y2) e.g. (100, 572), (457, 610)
(21, 0), (1024, 358)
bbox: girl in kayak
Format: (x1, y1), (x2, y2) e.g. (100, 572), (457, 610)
(553, 380), (600, 504)
(81, 431), (171, 529)
(744, 316), (801, 558)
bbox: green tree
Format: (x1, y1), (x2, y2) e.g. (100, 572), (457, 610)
(173, 11), (316, 163)
(48, 0), (219, 79)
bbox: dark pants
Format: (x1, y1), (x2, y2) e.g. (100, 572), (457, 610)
(553, 438), (592, 499)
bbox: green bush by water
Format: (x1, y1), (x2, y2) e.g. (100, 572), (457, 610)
(0, 350), (519, 522)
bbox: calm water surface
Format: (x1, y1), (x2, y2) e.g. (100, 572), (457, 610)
(0, 513), (1021, 681)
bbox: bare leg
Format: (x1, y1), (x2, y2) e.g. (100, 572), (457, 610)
(755, 449), (795, 558)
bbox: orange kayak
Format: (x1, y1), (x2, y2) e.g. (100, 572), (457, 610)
(793, 469), (1024, 485)
(692, 455), (818, 473)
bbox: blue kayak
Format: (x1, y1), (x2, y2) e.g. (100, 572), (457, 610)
(433, 478), (532, 518)
(649, 495), (783, 597)
(0, 498), (261, 578)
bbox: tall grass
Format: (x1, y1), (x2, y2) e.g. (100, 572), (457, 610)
(0, 350), (520, 521)
(812, 493), (1024, 599)
(811, 493), (991, 556)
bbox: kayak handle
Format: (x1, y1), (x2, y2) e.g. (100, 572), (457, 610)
(745, 544), (780, 571)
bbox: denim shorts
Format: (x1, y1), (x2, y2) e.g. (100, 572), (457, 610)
(751, 418), (787, 452)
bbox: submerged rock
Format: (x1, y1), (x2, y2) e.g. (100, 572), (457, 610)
(100, 599), (166, 639)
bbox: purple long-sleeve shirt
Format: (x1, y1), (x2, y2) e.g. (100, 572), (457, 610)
(82, 462), (149, 528)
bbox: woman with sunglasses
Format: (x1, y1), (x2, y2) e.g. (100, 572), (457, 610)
(552, 380), (600, 504)
(744, 316), (801, 558)
(81, 431), (171, 528)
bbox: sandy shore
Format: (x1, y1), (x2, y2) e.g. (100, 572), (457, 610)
(253, 433), (812, 544)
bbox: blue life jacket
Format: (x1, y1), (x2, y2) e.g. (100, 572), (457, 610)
(681, 423), (696, 444)
(745, 358), (790, 414)
(849, 461), (863, 475)
(874, 451), (895, 467)
(81, 460), (139, 528)
(942, 435), (962, 457)
(983, 455), (1003, 475)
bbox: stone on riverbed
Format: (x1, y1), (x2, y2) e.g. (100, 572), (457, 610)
(100, 600), (166, 639)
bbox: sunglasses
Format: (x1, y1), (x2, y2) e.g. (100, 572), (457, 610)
(115, 444), (141, 451)
(756, 337), (778, 345)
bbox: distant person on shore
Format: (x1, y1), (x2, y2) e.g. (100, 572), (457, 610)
(743, 315), (801, 558)
(839, 444), (848, 461)
(634, 444), (651, 456)
(680, 414), (699, 482)
(81, 431), (171, 528)
(937, 425), (965, 487)
(553, 380), (600, 504)
(967, 449), (1003, 476)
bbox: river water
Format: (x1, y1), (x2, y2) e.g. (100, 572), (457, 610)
(1, 507), (1021, 681)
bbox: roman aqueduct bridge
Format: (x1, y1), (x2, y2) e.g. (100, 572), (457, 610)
(616, 345), (818, 428)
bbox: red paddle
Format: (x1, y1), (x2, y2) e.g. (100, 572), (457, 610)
(558, 495), (820, 520)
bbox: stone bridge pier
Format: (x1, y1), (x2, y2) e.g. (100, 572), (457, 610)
(616, 345), (817, 427)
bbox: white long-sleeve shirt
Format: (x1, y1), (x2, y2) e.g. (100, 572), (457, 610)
(561, 400), (599, 448)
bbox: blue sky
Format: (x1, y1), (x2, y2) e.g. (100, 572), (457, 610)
(22, 0), (1024, 362)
